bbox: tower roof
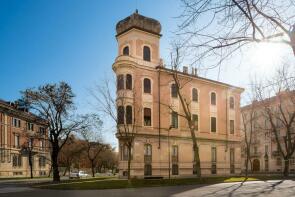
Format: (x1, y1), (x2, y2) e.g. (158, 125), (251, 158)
(116, 10), (162, 37)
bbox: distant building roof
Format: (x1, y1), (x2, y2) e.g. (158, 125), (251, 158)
(0, 99), (47, 126)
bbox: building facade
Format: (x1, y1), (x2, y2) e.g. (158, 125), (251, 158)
(0, 100), (50, 177)
(241, 93), (295, 174)
(113, 11), (244, 178)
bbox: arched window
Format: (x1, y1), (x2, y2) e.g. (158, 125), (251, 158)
(143, 78), (151, 93)
(192, 88), (198, 102)
(126, 74), (132, 90)
(144, 108), (151, 126)
(117, 75), (124, 90)
(126, 105), (133, 124)
(143, 46), (151, 61)
(211, 92), (216, 105)
(230, 96), (234, 109)
(117, 106), (124, 124)
(123, 46), (129, 55)
(171, 84), (178, 98)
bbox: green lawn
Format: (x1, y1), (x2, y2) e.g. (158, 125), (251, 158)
(36, 176), (284, 190)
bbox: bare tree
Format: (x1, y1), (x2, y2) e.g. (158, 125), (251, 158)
(241, 96), (258, 177)
(254, 65), (295, 176)
(178, 0), (295, 69)
(22, 82), (94, 182)
(81, 118), (107, 178)
(90, 79), (139, 180)
(165, 46), (202, 178)
(58, 135), (86, 176)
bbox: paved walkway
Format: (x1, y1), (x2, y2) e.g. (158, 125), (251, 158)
(1, 179), (295, 197)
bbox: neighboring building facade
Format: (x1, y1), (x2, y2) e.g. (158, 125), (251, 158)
(241, 93), (295, 174)
(0, 100), (50, 177)
(113, 11), (244, 178)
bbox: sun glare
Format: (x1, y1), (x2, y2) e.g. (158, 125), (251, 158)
(248, 43), (285, 70)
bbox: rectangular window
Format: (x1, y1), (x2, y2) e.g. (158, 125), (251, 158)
(144, 164), (152, 176)
(39, 156), (46, 167)
(39, 127), (45, 135)
(117, 74), (124, 90)
(171, 84), (178, 98)
(192, 114), (198, 131)
(211, 147), (217, 174)
(277, 157), (282, 166)
(14, 135), (20, 148)
(171, 111), (178, 128)
(230, 148), (235, 174)
(172, 164), (179, 175)
(27, 122), (34, 131)
(265, 145), (268, 155)
(172, 145), (178, 163)
(211, 117), (216, 132)
(230, 120), (234, 134)
(12, 118), (21, 128)
(144, 108), (151, 126)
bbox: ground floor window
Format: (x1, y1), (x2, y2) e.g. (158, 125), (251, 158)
(144, 164), (152, 176)
(172, 164), (179, 175)
(12, 154), (22, 167)
(211, 164), (217, 174)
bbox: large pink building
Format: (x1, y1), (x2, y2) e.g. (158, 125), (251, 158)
(113, 11), (244, 178)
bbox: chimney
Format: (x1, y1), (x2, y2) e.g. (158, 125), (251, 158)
(191, 67), (198, 76)
(183, 66), (188, 74)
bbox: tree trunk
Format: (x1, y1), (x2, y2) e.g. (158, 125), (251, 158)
(91, 161), (95, 177)
(191, 127), (201, 179)
(127, 144), (132, 180)
(51, 142), (60, 182)
(29, 151), (33, 179)
(284, 158), (289, 177)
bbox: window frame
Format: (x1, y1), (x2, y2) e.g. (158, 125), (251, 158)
(192, 88), (198, 102)
(143, 46), (151, 61)
(122, 46), (129, 56)
(126, 74), (132, 90)
(171, 84), (178, 98)
(143, 78), (151, 94)
(230, 119), (235, 134)
(229, 96), (235, 109)
(210, 116), (217, 133)
(210, 92), (217, 106)
(143, 107), (152, 126)
(171, 111), (178, 129)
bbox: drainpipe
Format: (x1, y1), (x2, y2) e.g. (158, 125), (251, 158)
(157, 67), (161, 149)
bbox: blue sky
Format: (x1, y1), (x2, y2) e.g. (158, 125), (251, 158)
(0, 0), (293, 146)
(0, 0), (183, 146)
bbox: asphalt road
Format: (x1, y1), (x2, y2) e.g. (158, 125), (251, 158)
(1, 179), (295, 197)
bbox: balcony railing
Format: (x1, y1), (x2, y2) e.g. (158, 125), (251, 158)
(144, 155), (152, 163)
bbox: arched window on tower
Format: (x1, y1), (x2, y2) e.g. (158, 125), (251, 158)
(117, 106), (124, 124)
(126, 105), (133, 124)
(126, 74), (132, 90)
(123, 46), (129, 56)
(143, 46), (151, 61)
(117, 75), (124, 90)
(143, 78), (151, 93)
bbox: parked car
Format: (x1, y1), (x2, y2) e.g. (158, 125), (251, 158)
(69, 171), (89, 179)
